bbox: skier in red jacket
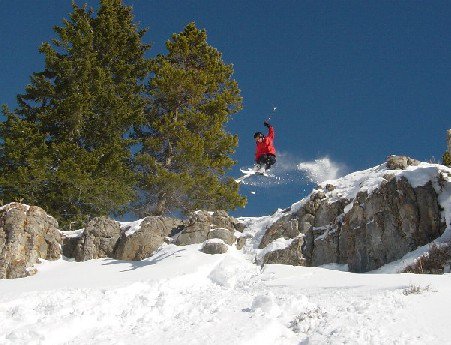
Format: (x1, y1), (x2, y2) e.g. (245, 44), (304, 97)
(254, 121), (276, 172)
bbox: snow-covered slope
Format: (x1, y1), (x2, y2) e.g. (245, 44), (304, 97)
(2, 160), (451, 344)
(1, 224), (451, 344)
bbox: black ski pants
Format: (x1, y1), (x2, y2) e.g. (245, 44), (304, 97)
(256, 154), (276, 169)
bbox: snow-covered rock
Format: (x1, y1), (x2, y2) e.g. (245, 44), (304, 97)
(115, 217), (183, 261)
(63, 211), (241, 262)
(207, 227), (236, 245)
(201, 239), (229, 254)
(386, 155), (420, 170)
(175, 210), (243, 246)
(262, 237), (305, 266)
(70, 217), (121, 261)
(259, 156), (451, 272)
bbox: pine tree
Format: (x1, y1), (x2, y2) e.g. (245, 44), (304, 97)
(136, 22), (246, 215)
(0, 1), (150, 227)
(443, 151), (451, 167)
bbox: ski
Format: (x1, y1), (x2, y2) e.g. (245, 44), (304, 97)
(235, 168), (269, 183)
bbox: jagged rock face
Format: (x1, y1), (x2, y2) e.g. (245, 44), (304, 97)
(344, 178), (445, 272)
(0, 203), (61, 279)
(258, 217), (298, 249)
(261, 175), (445, 273)
(73, 217), (121, 261)
(115, 217), (183, 261)
(260, 191), (347, 267)
(259, 191), (332, 250)
(299, 198), (348, 267)
(175, 210), (243, 246)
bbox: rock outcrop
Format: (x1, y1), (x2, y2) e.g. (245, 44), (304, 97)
(64, 210), (243, 261)
(72, 217), (121, 261)
(261, 191), (348, 267)
(207, 228), (236, 245)
(261, 156), (448, 272)
(345, 178), (444, 271)
(65, 216), (183, 261)
(175, 210), (243, 246)
(386, 155), (420, 170)
(115, 217), (183, 260)
(262, 237), (305, 266)
(0, 203), (61, 279)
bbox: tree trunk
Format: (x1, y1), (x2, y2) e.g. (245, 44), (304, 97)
(154, 193), (166, 216)
(447, 129), (451, 154)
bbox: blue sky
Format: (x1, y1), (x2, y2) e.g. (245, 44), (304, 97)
(1, 1), (450, 217)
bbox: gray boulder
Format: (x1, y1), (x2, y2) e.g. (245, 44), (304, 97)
(201, 240), (228, 255)
(0, 203), (61, 279)
(175, 210), (242, 246)
(73, 217), (121, 261)
(263, 237), (306, 266)
(207, 228), (236, 245)
(115, 217), (183, 260)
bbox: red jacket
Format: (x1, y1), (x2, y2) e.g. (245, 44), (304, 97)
(255, 126), (276, 161)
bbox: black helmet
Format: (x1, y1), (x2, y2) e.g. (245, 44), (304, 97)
(253, 131), (264, 139)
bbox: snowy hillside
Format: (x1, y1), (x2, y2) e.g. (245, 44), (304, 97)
(1, 233), (451, 344)
(1, 158), (451, 344)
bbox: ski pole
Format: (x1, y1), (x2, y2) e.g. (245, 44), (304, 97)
(267, 106), (277, 122)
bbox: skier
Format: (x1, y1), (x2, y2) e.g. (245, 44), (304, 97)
(254, 121), (276, 172)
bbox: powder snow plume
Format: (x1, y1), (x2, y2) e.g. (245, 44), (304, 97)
(297, 157), (346, 184)
(238, 154), (346, 187)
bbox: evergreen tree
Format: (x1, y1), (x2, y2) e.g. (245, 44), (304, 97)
(443, 151), (451, 167)
(0, 1), (150, 227)
(136, 22), (246, 215)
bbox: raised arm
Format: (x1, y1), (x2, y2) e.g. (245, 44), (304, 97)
(264, 121), (274, 140)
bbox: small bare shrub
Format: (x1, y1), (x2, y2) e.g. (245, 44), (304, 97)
(403, 284), (430, 296)
(289, 307), (326, 333)
(403, 243), (451, 274)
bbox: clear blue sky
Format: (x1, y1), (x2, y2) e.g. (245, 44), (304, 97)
(1, 1), (450, 217)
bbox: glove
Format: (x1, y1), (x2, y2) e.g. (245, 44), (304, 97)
(264, 121), (270, 128)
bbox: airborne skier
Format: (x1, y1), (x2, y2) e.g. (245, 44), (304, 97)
(253, 121), (276, 173)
